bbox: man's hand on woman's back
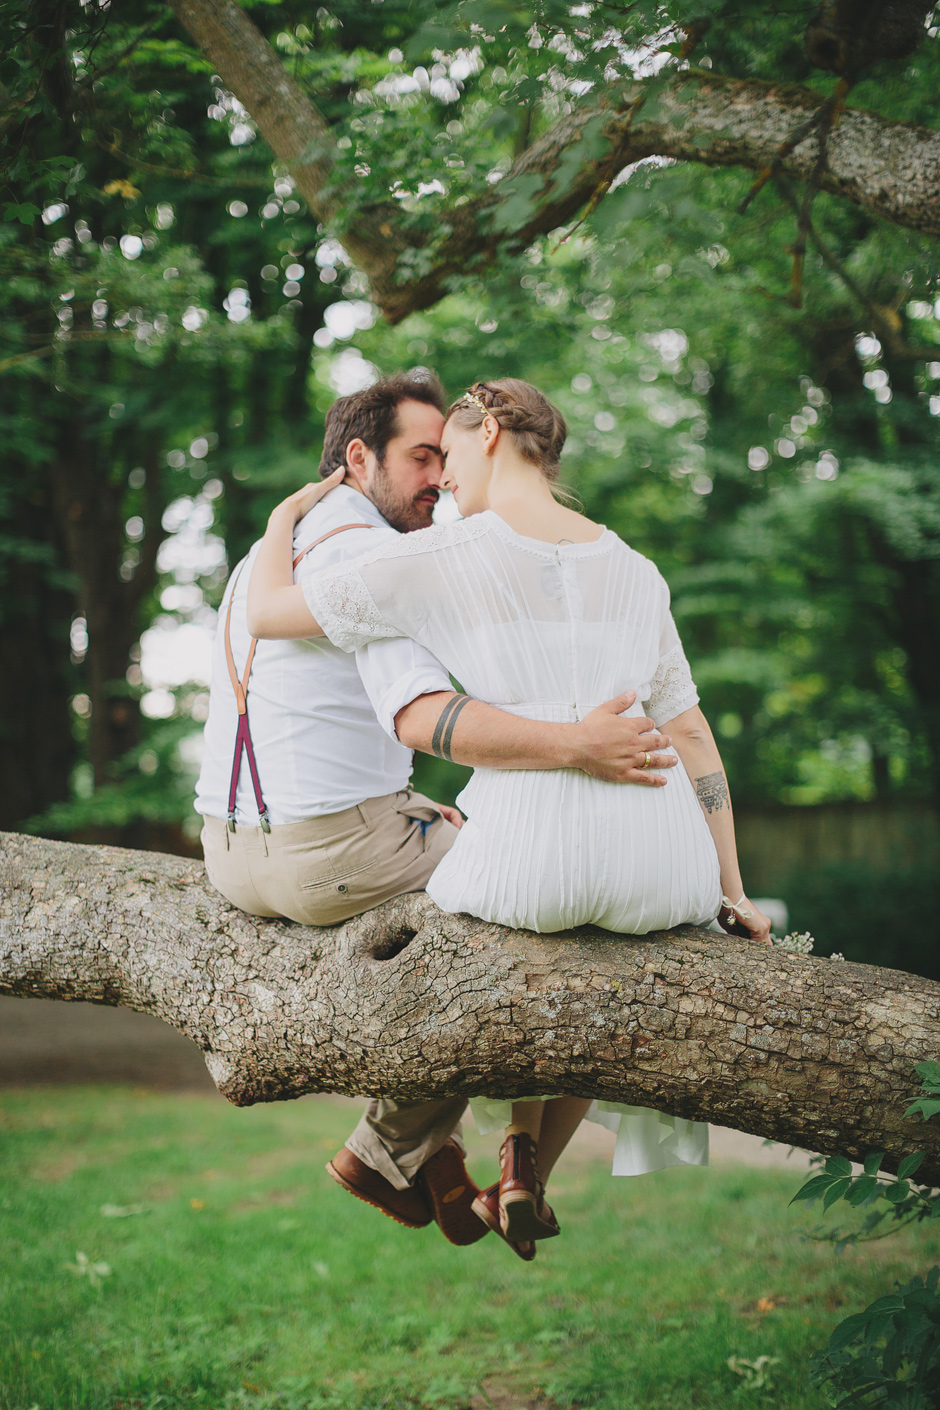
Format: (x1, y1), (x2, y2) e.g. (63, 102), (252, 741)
(573, 692), (678, 786)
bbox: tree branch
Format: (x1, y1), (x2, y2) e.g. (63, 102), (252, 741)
(774, 173), (939, 360)
(165, 0), (400, 289)
(383, 72), (940, 322)
(3, 831), (939, 1184)
(165, 0), (940, 324)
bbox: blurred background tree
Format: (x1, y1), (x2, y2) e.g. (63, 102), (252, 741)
(2, 0), (939, 966)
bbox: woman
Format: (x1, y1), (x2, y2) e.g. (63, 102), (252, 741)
(248, 378), (771, 1250)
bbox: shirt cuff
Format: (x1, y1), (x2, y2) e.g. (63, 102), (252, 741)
(371, 667), (454, 741)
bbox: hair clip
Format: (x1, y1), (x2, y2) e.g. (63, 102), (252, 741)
(461, 391), (489, 415)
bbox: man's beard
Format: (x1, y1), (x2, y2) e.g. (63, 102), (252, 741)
(368, 462), (438, 533)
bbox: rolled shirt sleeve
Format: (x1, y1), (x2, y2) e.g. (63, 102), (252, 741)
(356, 638), (454, 742)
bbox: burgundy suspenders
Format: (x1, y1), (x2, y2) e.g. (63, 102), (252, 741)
(223, 522), (373, 832)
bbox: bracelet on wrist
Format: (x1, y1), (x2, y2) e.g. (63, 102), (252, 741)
(721, 893), (754, 921)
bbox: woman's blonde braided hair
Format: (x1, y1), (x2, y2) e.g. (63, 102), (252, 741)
(446, 378), (568, 481)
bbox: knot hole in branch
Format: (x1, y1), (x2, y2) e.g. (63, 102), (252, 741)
(369, 923), (419, 962)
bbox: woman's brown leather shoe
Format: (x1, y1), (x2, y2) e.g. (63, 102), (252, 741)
(471, 1183), (536, 1261)
(497, 1133), (561, 1242)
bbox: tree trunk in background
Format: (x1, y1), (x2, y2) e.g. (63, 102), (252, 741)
(45, 400), (165, 841)
(3, 831), (939, 1183)
(890, 556), (940, 810)
(0, 499), (76, 831)
(49, 437), (140, 791)
(810, 320), (940, 810)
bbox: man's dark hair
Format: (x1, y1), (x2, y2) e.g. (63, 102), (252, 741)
(318, 370), (446, 477)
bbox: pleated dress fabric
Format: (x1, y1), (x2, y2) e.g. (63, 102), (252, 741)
(302, 510), (722, 1176)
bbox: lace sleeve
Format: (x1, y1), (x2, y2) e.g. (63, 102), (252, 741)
(645, 585), (700, 729)
(646, 643), (699, 725)
(301, 567), (399, 654)
(300, 517), (483, 653)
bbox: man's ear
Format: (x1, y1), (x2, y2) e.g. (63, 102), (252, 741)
(344, 437), (371, 489)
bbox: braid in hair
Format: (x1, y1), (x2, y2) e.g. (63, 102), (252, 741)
(447, 378), (567, 479)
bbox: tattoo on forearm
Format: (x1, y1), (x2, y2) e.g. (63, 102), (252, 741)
(430, 694), (471, 762)
(694, 770), (729, 814)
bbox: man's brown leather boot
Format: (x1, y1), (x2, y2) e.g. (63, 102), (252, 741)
(418, 1139), (489, 1246)
(326, 1146), (432, 1228)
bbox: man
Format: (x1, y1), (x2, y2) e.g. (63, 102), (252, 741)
(195, 370), (677, 1248)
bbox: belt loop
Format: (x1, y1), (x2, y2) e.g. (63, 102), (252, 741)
(261, 826), (269, 859)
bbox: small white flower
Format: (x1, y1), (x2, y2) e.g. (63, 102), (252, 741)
(66, 1251), (112, 1286)
(772, 930), (815, 955)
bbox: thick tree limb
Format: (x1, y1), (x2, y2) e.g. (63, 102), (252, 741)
(166, 0), (401, 291)
(167, 0), (940, 323)
(2, 831), (939, 1184)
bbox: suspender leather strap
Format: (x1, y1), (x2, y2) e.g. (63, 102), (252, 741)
(224, 521), (373, 831)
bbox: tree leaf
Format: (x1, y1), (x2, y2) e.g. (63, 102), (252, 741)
(897, 1151), (925, 1180)
(914, 1060), (940, 1090)
(2, 202), (41, 224)
(790, 1173), (835, 1204)
(845, 1175), (878, 1206)
(822, 1177), (853, 1210)
(827, 1312), (870, 1352)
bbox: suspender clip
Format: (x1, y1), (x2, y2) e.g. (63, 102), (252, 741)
(227, 811), (237, 833)
(259, 812), (271, 834)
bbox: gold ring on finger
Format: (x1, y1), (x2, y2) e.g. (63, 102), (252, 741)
(643, 752), (652, 769)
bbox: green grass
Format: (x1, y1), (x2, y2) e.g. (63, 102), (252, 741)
(1, 1088), (936, 1410)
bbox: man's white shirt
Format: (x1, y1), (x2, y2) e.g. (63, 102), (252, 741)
(194, 484), (452, 825)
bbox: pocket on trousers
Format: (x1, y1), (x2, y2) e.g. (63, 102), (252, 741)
(295, 828), (380, 894)
(281, 836), (340, 892)
(298, 856), (379, 893)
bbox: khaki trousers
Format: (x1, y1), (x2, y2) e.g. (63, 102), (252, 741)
(201, 789), (457, 927)
(202, 790), (465, 1190)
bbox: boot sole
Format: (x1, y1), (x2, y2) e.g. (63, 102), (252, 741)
(499, 1190), (561, 1242)
(471, 1193), (537, 1261)
(420, 1143), (489, 1246)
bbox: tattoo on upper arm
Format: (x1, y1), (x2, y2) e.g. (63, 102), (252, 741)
(430, 694), (471, 761)
(694, 770), (729, 814)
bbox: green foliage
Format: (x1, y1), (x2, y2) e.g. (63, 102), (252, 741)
(2, 0), (940, 847)
(812, 1270), (940, 1409)
(25, 708), (205, 838)
(780, 865), (940, 980)
(907, 1063), (940, 1125)
(789, 1066), (940, 1407)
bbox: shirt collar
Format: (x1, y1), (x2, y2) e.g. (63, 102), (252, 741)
(297, 482), (397, 537)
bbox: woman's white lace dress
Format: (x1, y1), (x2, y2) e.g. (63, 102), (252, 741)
(302, 510), (722, 1175)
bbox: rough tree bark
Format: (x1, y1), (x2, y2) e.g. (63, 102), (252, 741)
(167, 0), (940, 324)
(3, 831), (939, 1184)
